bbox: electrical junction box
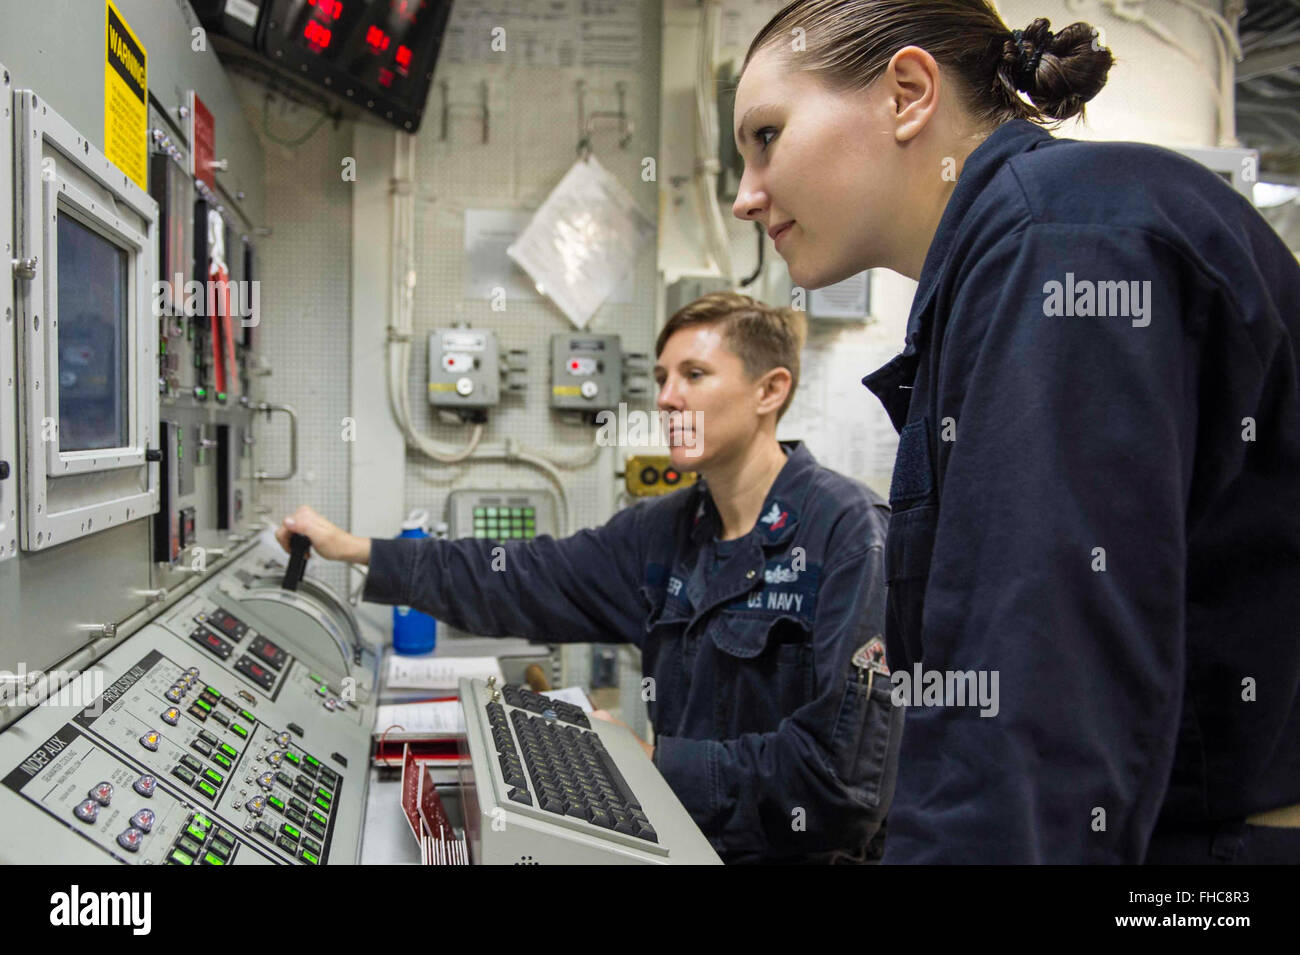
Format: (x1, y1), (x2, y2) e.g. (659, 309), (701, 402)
(550, 333), (623, 413)
(428, 327), (500, 414)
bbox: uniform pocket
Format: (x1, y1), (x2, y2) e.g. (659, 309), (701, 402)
(829, 675), (903, 810)
(711, 613), (813, 733)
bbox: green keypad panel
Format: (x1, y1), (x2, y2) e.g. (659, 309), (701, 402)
(472, 506), (537, 540)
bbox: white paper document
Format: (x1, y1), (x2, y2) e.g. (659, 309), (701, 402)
(375, 700), (466, 736)
(374, 686), (594, 737)
(385, 655), (503, 691)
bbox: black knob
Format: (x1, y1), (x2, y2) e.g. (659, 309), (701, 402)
(0, 460), (8, 480)
(145, 448), (162, 462)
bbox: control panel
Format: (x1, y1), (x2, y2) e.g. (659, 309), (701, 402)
(0, 537), (378, 864)
(446, 489), (559, 541)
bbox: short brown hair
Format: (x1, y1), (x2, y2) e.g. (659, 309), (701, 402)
(745, 1), (1113, 127)
(656, 291), (807, 419)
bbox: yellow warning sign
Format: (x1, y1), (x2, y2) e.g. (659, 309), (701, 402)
(104, 0), (147, 189)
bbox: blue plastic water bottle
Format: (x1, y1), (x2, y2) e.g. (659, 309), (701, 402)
(392, 509), (437, 655)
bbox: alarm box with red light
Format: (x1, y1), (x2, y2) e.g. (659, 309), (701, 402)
(191, 0), (454, 132)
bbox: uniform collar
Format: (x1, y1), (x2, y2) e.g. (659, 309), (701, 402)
(690, 440), (816, 547)
(862, 120), (1054, 430)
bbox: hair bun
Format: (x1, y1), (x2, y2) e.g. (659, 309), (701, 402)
(998, 17), (1114, 121)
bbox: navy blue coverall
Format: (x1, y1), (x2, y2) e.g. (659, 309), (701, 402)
(864, 119), (1300, 863)
(363, 442), (902, 863)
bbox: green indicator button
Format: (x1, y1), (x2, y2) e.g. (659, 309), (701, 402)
(314, 797), (330, 813)
(186, 824), (207, 842)
(239, 710), (256, 722)
(281, 823), (300, 839)
(204, 769), (224, 785)
(231, 724), (248, 738)
(192, 814), (212, 831)
(308, 673), (324, 684)
(300, 849), (319, 865)
(316, 788), (332, 803)
(196, 781), (217, 799)
(268, 795), (285, 811)
(310, 810), (328, 826)
(220, 743), (237, 758)
(303, 755), (320, 768)
(169, 849), (194, 865)
(212, 753), (231, 769)
(203, 852), (225, 865)
(204, 686), (221, 698)
(195, 699), (212, 712)
(284, 751), (300, 765)
(315, 686), (327, 697)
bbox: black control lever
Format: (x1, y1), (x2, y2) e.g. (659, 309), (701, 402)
(282, 533), (310, 591)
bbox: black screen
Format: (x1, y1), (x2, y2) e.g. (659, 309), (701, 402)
(56, 213), (129, 452)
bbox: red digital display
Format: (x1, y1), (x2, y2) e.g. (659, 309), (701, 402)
(267, 0), (452, 131)
(303, 19), (332, 50)
(366, 24), (390, 53)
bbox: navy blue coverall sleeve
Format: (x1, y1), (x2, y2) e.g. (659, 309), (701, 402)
(886, 222), (1205, 863)
(655, 536), (900, 861)
(362, 503), (648, 646)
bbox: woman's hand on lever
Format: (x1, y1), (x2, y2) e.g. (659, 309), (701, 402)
(275, 505), (371, 564)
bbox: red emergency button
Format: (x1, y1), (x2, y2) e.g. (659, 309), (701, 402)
(116, 828), (144, 852)
(133, 774), (158, 798)
(74, 799), (99, 823)
(130, 808), (156, 832)
(88, 781), (114, 806)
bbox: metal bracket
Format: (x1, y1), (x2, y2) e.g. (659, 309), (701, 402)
(254, 402), (298, 481)
(440, 80), (490, 144)
(576, 80), (633, 159)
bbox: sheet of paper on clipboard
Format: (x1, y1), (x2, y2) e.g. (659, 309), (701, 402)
(507, 155), (655, 328)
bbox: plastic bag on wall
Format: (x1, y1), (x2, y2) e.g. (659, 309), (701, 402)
(507, 155), (655, 328)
